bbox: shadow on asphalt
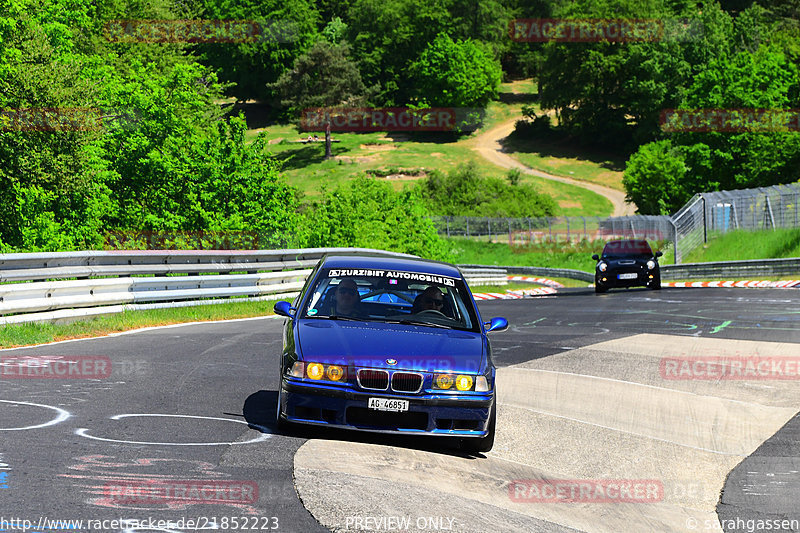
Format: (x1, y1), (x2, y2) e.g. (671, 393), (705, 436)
(242, 390), (487, 459)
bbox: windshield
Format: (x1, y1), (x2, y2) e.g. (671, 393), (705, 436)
(300, 267), (480, 332)
(601, 240), (654, 258)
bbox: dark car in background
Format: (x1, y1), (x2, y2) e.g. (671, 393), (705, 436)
(592, 239), (662, 293)
(273, 254), (508, 453)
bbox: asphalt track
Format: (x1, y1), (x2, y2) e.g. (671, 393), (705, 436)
(0, 286), (798, 533)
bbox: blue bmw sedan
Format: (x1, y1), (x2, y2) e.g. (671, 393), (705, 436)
(273, 254), (508, 453)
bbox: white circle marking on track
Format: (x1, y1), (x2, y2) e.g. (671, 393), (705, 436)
(0, 399), (71, 431)
(76, 413), (272, 445)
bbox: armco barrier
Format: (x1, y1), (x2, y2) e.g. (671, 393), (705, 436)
(460, 259), (800, 283)
(458, 264), (595, 283)
(660, 257), (800, 280)
(2, 251), (796, 325)
(0, 249), (505, 325)
(0, 248), (414, 325)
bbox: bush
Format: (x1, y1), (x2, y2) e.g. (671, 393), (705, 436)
(299, 176), (451, 260)
(416, 162), (557, 218)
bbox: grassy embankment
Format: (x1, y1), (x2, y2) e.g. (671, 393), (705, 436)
(244, 81), (615, 217)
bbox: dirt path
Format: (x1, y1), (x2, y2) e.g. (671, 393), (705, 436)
(471, 117), (636, 216)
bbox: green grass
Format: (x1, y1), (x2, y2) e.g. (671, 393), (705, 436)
(0, 299), (283, 349)
(503, 132), (629, 192)
(252, 126), (613, 216)
(681, 228), (800, 263)
(448, 238), (597, 272)
(241, 80), (614, 216)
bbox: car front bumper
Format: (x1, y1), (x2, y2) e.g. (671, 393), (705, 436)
(278, 379), (494, 437)
(596, 270), (657, 288)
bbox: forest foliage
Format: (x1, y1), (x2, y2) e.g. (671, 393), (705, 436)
(1, 0), (798, 259)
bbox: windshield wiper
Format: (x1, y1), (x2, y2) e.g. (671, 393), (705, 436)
(384, 319), (452, 329)
(306, 314), (363, 322)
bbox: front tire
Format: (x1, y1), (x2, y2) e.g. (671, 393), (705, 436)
(275, 384), (288, 431)
(595, 284), (607, 293)
(463, 401), (496, 453)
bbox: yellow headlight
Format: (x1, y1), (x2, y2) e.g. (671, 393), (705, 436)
(307, 363), (324, 380)
(435, 374), (454, 389)
(455, 375), (474, 391)
(326, 365), (344, 381)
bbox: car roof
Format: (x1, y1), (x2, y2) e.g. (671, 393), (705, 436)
(602, 239), (653, 254)
(321, 254), (463, 278)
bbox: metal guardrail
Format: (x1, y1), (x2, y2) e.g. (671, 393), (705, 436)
(458, 267), (508, 286)
(2, 249), (795, 326)
(461, 258), (800, 284)
(458, 264), (595, 283)
(0, 249), (507, 326)
(0, 248), (416, 325)
(661, 257), (800, 281)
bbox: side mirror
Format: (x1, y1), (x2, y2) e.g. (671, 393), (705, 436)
(655, 251), (663, 258)
(591, 254), (599, 261)
(484, 317), (508, 333)
(273, 301), (295, 318)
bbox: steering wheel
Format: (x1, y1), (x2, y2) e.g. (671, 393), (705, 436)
(415, 309), (449, 318)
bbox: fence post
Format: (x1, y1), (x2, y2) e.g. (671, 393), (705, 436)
(466, 218), (470, 238)
(671, 219), (679, 264)
(528, 218), (532, 244)
(548, 218), (552, 240)
(582, 217), (587, 241)
(508, 219), (512, 246)
(446, 217), (450, 238)
(702, 196), (707, 243)
(488, 219), (492, 243)
(765, 196), (776, 229)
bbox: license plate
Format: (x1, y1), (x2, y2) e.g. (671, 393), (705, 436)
(618, 273), (638, 280)
(368, 397), (409, 412)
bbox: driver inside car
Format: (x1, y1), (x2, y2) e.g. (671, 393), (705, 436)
(331, 278), (365, 317)
(411, 286), (447, 314)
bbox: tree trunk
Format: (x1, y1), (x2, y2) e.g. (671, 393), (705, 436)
(324, 115), (332, 159)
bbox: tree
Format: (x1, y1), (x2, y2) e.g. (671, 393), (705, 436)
(271, 40), (372, 158)
(408, 33), (502, 108)
(346, 0), (452, 105)
(671, 43), (800, 192)
(197, 0), (320, 102)
(622, 140), (689, 214)
(299, 176), (451, 260)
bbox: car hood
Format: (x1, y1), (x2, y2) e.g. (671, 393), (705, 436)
(296, 319), (486, 374)
(601, 257), (651, 267)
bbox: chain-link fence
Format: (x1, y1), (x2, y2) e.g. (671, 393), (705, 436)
(673, 183), (800, 262)
(430, 215), (672, 245)
(432, 183), (800, 264)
